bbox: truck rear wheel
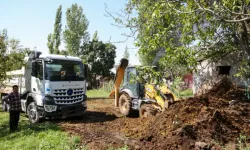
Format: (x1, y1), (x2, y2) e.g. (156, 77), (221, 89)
(118, 93), (133, 117)
(2, 101), (10, 112)
(139, 104), (157, 118)
(27, 102), (41, 123)
(1, 95), (9, 112)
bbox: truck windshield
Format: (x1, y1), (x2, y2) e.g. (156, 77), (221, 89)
(45, 60), (84, 81)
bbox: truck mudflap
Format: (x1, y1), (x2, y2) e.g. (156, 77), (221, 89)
(37, 103), (87, 119)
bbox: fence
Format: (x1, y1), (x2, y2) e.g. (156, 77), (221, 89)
(101, 80), (114, 93)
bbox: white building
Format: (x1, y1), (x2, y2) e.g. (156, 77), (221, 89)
(193, 54), (250, 95)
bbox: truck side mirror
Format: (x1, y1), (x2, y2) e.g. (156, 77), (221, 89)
(84, 64), (88, 79)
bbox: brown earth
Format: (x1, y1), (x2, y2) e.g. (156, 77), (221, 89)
(57, 78), (250, 150)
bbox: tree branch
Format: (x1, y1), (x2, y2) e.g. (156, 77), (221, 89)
(194, 0), (250, 23)
(221, 2), (250, 16)
(109, 29), (138, 43)
(232, 33), (250, 55)
(104, 3), (139, 43)
(166, 2), (199, 14)
(223, 17), (250, 23)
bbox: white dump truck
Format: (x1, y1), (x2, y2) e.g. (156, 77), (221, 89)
(0, 51), (88, 123)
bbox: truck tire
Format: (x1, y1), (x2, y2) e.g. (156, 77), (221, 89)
(139, 104), (157, 118)
(2, 101), (7, 112)
(27, 102), (41, 123)
(1, 95), (9, 112)
(118, 93), (133, 117)
(2, 101), (10, 112)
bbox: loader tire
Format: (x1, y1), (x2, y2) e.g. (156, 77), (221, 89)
(165, 94), (174, 104)
(140, 104), (157, 118)
(118, 93), (133, 117)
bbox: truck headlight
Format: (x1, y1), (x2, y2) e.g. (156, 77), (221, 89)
(44, 105), (57, 112)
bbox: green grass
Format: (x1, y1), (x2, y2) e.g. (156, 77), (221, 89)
(0, 112), (84, 150)
(179, 88), (193, 98)
(86, 89), (109, 98)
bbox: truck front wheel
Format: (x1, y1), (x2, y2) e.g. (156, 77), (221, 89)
(27, 102), (41, 123)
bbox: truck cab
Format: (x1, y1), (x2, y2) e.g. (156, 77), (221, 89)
(1, 51), (88, 123)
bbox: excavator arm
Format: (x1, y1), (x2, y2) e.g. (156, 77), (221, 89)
(109, 58), (129, 107)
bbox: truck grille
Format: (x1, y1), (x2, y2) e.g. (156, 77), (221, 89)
(53, 88), (84, 104)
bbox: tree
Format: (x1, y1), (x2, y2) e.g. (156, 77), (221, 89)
(60, 50), (69, 55)
(23, 47), (32, 56)
(138, 49), (159, 66)
(92, 31), (99, 41)
(0, 29), (30, 86)
(53, 5), (62, 54)
(0, 29), (8, 85)
(47, 34), (54, 54)
(64, 4), (89, 56)
(8, 38), (22, 53)
(81, 34), (116, 89)
(107, 0), (250, 76)
(123, 45), (130, 60)
(47, 5), (62, 54)
(8, 47), (32, 70)
(81, 36), (116, 77)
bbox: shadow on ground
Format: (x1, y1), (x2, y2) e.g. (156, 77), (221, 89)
(53, 110), (117, 124)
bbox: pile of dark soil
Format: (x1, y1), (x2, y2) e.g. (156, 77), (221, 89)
(123, 78), (250, 149)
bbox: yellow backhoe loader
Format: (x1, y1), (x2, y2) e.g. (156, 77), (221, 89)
(109, 58), (179, 117)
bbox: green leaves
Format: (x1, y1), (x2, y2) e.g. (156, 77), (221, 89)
(115, 0), (250, 77)
(47, 33), (54, 54)
(81, 37), (116, 77)
(47, 5), (62, 54)
(48, 4), (89, 56)
(123, 46), (130, 60)
(0, 29), (31, 86)
(247, 0), (250, 5)
(64, 4), (89, 56)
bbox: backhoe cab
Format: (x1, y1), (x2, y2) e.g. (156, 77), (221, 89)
(109, 58), (179, 118)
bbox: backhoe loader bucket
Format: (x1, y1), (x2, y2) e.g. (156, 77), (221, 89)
(109, 58), (129, 107)
(109, 90), (115, 98)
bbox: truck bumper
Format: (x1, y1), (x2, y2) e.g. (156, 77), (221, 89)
(37, 101), (87, 119)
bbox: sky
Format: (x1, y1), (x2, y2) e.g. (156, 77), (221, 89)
(0, 0), (140, 65)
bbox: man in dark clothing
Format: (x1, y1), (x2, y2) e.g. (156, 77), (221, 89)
(3, 85), (22, 132)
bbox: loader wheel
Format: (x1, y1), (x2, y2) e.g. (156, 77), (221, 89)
(118, 93), (133, 116)
(165, 94), (174, 104)
(164, 100), (169, 109)
(140, 104), (157, 118)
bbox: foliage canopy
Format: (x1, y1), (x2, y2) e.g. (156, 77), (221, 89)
(107, 0), (250, 77)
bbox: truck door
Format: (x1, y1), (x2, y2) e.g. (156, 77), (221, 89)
(31, 60), (44, 106)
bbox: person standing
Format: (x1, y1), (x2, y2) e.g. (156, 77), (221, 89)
(2, 85), (23, 132)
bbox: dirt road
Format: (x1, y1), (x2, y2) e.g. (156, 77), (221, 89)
(58, 80), (250, 150)
(58, 99), (142, 150)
